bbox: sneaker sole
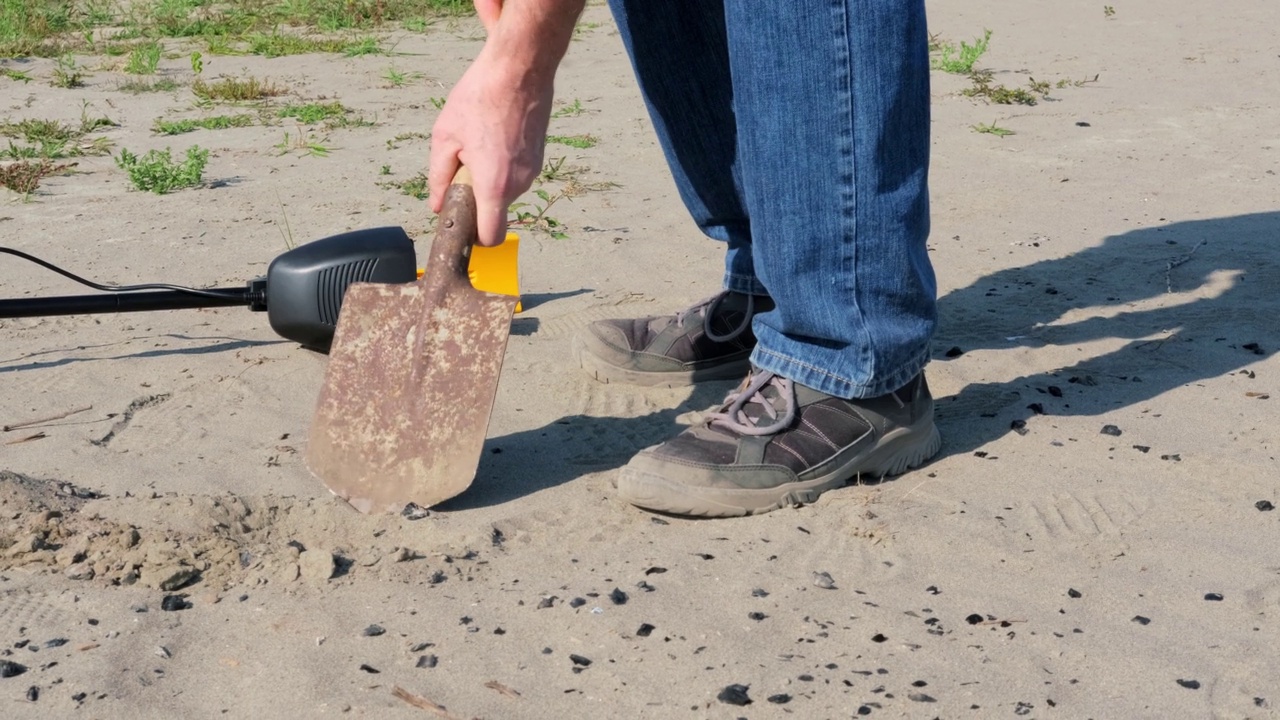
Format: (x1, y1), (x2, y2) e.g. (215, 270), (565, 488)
(615, 415), (943, 518)
(572, 335), (751, 388)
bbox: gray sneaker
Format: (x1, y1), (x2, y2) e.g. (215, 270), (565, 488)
(573, 291), (774, 387)
(615, 369), (941, 517)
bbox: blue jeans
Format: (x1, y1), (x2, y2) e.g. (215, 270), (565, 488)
(606, 0), (937, 399)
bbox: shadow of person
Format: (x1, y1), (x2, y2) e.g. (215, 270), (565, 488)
(443, 212), (1278, 510)
(931, 211), (1278, 457)
(439, 380), (737, 511)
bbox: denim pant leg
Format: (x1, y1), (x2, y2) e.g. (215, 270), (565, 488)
(725, 0), (936, 399)
(605, 0), (766, 296)
(607, 0), (937, 399)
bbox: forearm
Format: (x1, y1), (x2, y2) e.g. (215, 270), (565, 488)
(480, 0), (586, 82)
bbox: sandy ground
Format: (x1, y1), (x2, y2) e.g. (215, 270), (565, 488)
(2, 1), (1279, 717)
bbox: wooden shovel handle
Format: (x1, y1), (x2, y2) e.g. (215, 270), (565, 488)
(428, 166), (479, 287)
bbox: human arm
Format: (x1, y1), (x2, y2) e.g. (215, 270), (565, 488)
(428, 0), (586, 246)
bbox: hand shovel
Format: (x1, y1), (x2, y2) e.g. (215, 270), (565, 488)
(306, 167), (517, 513)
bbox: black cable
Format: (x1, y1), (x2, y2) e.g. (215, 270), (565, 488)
(1, 246), (247, 300)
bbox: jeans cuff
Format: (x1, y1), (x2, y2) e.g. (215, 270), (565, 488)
(723, 271), (769, 296)
(750, 345), (932, 399)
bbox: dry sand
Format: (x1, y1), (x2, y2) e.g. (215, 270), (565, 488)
(2, 1), (1279, 717)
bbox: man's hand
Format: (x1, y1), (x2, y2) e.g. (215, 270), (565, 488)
(429, 0), (585, 247)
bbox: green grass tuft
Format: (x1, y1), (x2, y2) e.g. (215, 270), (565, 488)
(153, 114), (254, 135)
(115, 145), (209, 193)
(930, 29), (992, 74)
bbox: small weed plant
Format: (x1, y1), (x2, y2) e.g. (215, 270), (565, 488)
(278, 101), (348, 124)
(274, 128), (332, 157)
(119, 77), (182, 93)
(124, 40), (162, 74)
(0, 159), (76, 198)
(381, 66), (422, 88)
(193, 76), (284, 103)
(115, 146), (209, 193)
(378, 171), (429, 200)
(972, 121), (1014, 137)
(551, 98), (585, 118)
(2, 68), (33, 83)
(930, 30), (992, 74)
(51, 54), (86, 88)
(546, 134), (596, 149)
(153, 114), (254, 135)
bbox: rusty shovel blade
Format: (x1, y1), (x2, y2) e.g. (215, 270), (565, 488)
(306, 168), (517, 513)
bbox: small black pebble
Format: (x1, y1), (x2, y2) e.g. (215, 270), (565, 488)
(459, 616), (472, 625)
(568, 597), (586, 608)
(1067, 588), (1082, 599)
(944, 346), (964, 358)
(857, 706), (873, 716)
(1076, 121), (1091, 127)
(650, 517), (669, 525)
(87, 619), (98, 626)
(1176, 679), (1201, 689)
(926, 585), (940, 594)
(1161, 453), (1181, 462)
(541, 647), (552, 655)
(644, 566), (668, 575)
(798, 674), (814, 682)
(416, 654), (438, 668)
(26, 685), (38, 701)
(160, 595), (189, 612)
(912, 680), (928, 687)
(362, 624), (385, 637)
(636, 623), (655, 637)
(359, 664), (380, 674)
(965, 614), (984, 625)
(751, 588), (769, 597)
(1027, 403), (1045, 415)
(1204, 593), (1224, 601)
(636, 581), (655, 592)
(1100, 424), (1122, 436)
(1256, 500), (1275, 512)
(1242, 342), (1264, 355)
(1132, 615), (1151, 625)
(1010, 419), (1028, 434)
(1, 660), (27, 678)
(747, 611), (767, 621)
(1048, 386), (1063, 397)
(1133, 445), (1151, 453)
(537, 596), (556, 609)
(493, 627), (505, 635)
(871, 633), (887, 643)
(1255, 697), (1267, 707)
(909, 693), (936, 702)
(401, 502), (429, 520)
(569, 654), (592, 667)
(72, 692), (86, 702)
(43, 639), (68, 649)
(409, 642), (433, 652)
(767, 693), (791, 704)
(609, 588), (628, 605)
(717, 684), (752, 706)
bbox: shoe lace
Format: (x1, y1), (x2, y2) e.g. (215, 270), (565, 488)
(705, 370), (796, 436)
(673, 292), (757, 343)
